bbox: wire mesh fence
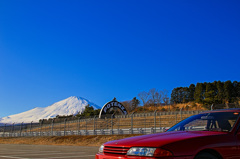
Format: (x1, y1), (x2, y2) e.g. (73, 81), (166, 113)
(0, 110), (201, 137)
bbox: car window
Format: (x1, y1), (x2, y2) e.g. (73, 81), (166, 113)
(168, 112), (240, 132)
(184, 119), (208, 131)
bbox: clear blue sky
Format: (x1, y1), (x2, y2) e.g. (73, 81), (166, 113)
(0, 0), (239, 117)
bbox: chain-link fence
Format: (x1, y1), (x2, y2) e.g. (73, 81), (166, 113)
(0, 110), (201, 137)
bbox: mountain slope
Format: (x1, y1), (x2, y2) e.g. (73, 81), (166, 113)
(0, 96), (101, 124)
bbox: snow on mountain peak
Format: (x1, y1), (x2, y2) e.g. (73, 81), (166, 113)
(0, 96), (101, 124)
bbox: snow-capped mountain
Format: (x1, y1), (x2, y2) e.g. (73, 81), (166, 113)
(0, 96), (101, 124)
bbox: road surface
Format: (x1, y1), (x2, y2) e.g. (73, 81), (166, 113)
(0, 144), (98, 159)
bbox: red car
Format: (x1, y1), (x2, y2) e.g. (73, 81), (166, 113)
(96, 109), (240, 159)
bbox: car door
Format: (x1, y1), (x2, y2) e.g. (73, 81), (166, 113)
(236, 127), (240, 158)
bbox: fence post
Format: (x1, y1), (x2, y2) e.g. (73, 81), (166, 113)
(11, 123), (15, 137)
(85, 119), (87, 133)
(111, 114), (114, 135)
(117, 118), (120, 134)
(67, 119), (70, 133)
(105, 117), (108, 134)
(180, 108), (183, 121)
(30, 121), (33, 136)
(131, 112), (135, 134)
(51, 119), (54, 136)
(78, 117), (81, 135)
(64, 118), (67, 136)
(154, 110), (157, 133)
(144, 112), (146, 134)
(94, 116), (96, 135)
(175, 113), (177, 124)
(20, 122), (23, 137)
(3, 124), (6, 137)
(59, 120), (61, 136)
(159, 112), (161, 131)
(40, 120), (43, 136)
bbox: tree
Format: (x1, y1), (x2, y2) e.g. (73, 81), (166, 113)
(155, 91), (163, 106)
(171, 88), (178, 104)
(131, 97), (140, 111)
(194, 83), (205, 103)
(148, 88), (157, 106)
(204, 83), (216, 104)
(233, 81), (240, 102)
(216, 81), (224, 104)
(170, 87), (188, 103)
(121, 97), (140, 112)
(161, 89), (169, 105)
(138, 91), (149, 106)
(188, 84), (195, 102)
(224, 80), (233, 103)
(80, 105), (100, 117)
(182, 87), (190, 103)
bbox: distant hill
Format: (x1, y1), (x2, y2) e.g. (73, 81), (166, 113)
(0, 96), (101, 124)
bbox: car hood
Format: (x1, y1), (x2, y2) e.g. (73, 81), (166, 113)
(105, 131), (227, 147)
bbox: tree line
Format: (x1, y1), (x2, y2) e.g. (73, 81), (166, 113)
(170, 80), (240, 105)
(137, 88), (170, 107)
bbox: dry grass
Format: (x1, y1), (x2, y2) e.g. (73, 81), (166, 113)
(0, 135), (141, 147)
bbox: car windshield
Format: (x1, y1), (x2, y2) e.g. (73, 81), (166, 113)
(167, 111), (240, 132)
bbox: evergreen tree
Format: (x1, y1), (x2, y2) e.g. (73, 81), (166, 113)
(188, 84), (195, 102)
(194, 83), (205, 103)
(224, 80), (233, 103)
(131, 97), (140, 111)
(170, 87), (189, 103)
(204, 82), (216, 104)
(182, 87), (190, 103)
(80, 105), (100, 117)
(216, 81), (224, 104)
(170, 88), (178, 104)
(233, 81), (240, 102)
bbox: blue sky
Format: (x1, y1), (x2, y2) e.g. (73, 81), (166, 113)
(0, 0), (239, 117)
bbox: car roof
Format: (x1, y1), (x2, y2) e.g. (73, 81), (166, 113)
(200, 108), (240, 114)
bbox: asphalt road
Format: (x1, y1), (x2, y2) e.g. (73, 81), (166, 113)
(0, 144), (99, 159)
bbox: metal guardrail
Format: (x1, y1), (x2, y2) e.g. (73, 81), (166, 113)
(0, 110), (201, 137)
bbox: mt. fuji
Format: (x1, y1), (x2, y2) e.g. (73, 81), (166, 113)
(0, 96), (101, 124)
